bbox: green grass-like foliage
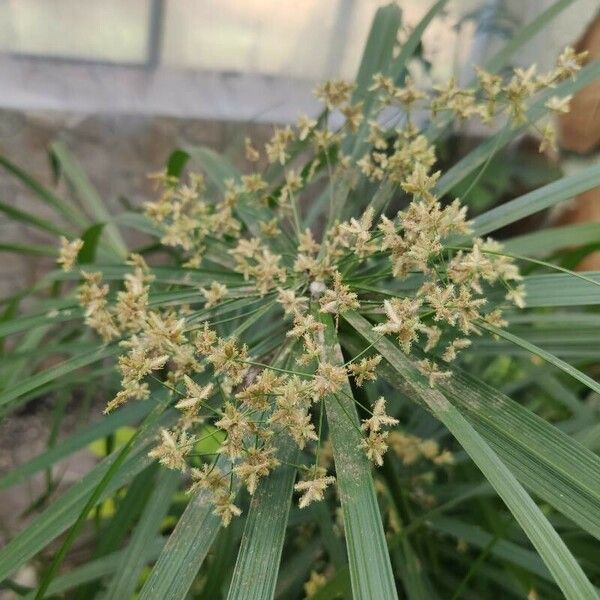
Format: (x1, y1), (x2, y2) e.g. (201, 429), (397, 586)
(1, 3), (600, 599)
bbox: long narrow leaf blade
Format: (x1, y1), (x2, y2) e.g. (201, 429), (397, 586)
(344, 311), (597, 600)
(321, 313), (398, 600)
(0, 446), (154, 582)
(340, 325), (600, 539)
(139, 455), (237, 600)
(50, 141), (127, 258)
(103, 469), (180, 599)
(472, 163), (600, 237)
(227, 434), (298, 600)
(482, 323), (600, 397)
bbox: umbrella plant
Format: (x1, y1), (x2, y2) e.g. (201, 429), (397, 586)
(1, 2), (600, 599)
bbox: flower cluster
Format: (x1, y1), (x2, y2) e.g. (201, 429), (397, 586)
(66, 47), (584, 526)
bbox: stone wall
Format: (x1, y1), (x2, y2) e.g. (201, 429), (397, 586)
(0, 110), (273, 295)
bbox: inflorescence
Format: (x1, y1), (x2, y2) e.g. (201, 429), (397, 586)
(59, 47), (585, 525)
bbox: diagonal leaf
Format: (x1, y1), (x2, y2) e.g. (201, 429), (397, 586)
(520, 271), (600, 307)
(138, 453), (238, 600)
(0, 242), (57, 256)
(505, 222), (600, 257)
(438, 59), (600, 199)
(443, 369), (600, 540)
(71, 465), (160, 600)
(472, 163), (600, 237)
(483, 0), (575, 74)
(34, 402), (174, 598)
(431, 517), (553, 582)
(320, 313), (398, 600)
(0, 439), (157, 582)
(0, 198), (69, 237)
(481, 323), (600, 397)
(390, 0), (447, 83)
(341, 325), (600, 539)
(0, 154), (88, 228)
(0, 346), (115, 413)
(21, 539), (166, 600)
(0, 400), (154, 490)
(353, 3), (402, 102)
(50, 141), (127, 258)
(103, 468), (180, 599)
(226, 433), (299, 600)
(344, 311), (597, 600)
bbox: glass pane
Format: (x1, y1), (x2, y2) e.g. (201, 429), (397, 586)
(162, 0), (483, 82)
(0, 0), (151, 63)
(162, 0), (385, 79)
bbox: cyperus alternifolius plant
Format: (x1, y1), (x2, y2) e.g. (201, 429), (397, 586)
(3, 4), (600, 599)
(64, 45), (585, 523)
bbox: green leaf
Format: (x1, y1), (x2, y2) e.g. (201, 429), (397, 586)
(0, 346), (115, 413)
(20, 539), (165, 599)
(141, 334), (290, 600)
(166, 149), (190, 179)
(51, 263), (243, 286)
(430, 517), (552, 582)
(34, 404), (172, 598)
(481, 323), (600, 398)
(505, 223), (600, 257)
(114, 211), (163, 236)
(483, 0), (575, 74)
(472, 163), (600, 237)
(342, 2), (410, 168)
(78, 223), (106, 264)
(0, 302), (80, 338)
(344, 311), (598, 600)
(431, 516), (599, 594)
(0, 198), (69, 237)
(341, 325), (600, 540)
(0, 242), (57, 256)
(320, 313), (398, 600)
(50, 141), (127, 258)
(469, 324), (600, 358)
(0, 400), (154, 490)
(103, 469), (180, 600)
(0, 438), (158, 582)
(139, 454), (237, 600)
(438, 59), (600, 199)
(0, 153), (88, 229)
(225, 344), (302, 600)
(353, 3), (402, 101)
(443, 369), (600, 540)
(520, 271), (600, 307)
(390, 0), (447, 84)
(226, 433), (299, 600)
